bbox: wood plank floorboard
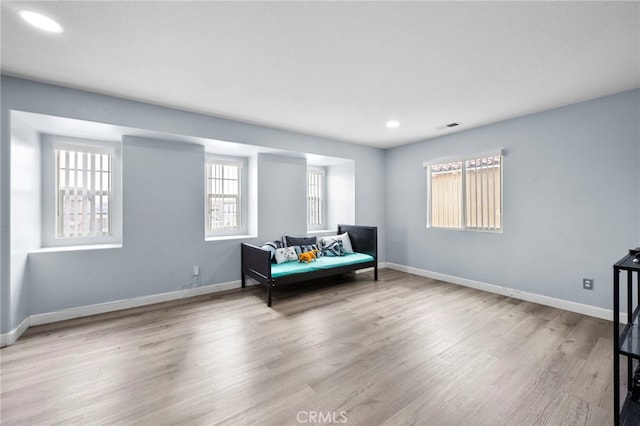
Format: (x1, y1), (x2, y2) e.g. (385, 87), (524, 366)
(0, 269), (615, 425)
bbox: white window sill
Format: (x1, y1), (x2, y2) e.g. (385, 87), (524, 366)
(205, 234), (256, 242)
(29, 243), (123, 254)
(307, 229), (335, 235)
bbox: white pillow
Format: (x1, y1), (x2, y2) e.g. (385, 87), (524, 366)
(321, 232), (354, 254)
(337, 232), (354, 253)
(274, 247), (298, 264)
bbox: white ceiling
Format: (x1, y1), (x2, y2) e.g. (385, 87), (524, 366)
(2, 1), (639, 149)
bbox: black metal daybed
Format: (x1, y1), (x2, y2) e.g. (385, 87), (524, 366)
(241, 225), (378, 306)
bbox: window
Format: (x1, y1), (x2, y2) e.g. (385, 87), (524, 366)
(56, 148), (113, 238)
(206, 157), (242, 235)
(427, 153), (502, 231)
(307, 167), (325, 230)
(42, 135), (122, 248)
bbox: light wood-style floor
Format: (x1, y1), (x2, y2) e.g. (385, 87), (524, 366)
(1, 269), (614, 425)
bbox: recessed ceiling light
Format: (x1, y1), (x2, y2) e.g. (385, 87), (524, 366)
(386, 120), (400, 129)
(19, 10), (63, 33)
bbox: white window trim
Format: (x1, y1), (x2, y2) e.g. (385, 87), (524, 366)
(205, 154), (248, 238)
(422, 150), (505, 169)
(307, 166), (326, 231)
(42, 135), (122, 248)
(425, 150), (503, 232)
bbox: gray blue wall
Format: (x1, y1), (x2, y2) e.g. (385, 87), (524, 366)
(0, 76), (386, 335)
(257, 154), (308, 238)
(1, 75), (639, 339)
(8, 114), (41, 331)
(385, 89), (640, 310)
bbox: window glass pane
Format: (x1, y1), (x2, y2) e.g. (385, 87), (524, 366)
(225, 165), (237, 179)
(86, 165), (92, 189)
(56, 148), (113, 238)
(206, 161), (241, 231)
(101, 172), (110, 191)
(307, 171), (323, 226)
(465, 156), (501, 230)
(430, 162), (462, 229)
(223, 180), (237, 195)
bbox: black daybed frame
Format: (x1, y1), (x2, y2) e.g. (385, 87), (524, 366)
(241, 225), (378, 307)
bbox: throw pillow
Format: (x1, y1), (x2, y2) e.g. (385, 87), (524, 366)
(334, 232), (354, 254)
(300, 244), (322, 257)
(274, 247), (298, 264)
(283, 234), (318, 247)
(292, 245), (322, 257)
(320, 238), (344, 257)
(261, 240), (283, 262)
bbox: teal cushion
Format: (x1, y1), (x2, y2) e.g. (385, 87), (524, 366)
(271, 253), (374, 278)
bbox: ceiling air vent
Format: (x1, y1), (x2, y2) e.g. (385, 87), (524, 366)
(436, 122), (462, 131)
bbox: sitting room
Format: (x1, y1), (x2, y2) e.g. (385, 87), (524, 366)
(1, 1), (639, 425)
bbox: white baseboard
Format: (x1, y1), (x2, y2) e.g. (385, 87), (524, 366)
(385, 262), (618, 322)
(1, 280), (242, 346)
(30, 280), (243, 326)
(0, 316), (31, 348)
(2, 263), (616, 347)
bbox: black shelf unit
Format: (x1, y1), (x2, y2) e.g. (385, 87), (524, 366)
(614, 248), (640, 425)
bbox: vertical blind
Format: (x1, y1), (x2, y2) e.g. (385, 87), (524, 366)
(428, 154), (502, 231)
(56, 149), (113, 238)
(465, 156), (501, 230)
(429, 162), (463, 229)
(207, 160), (241, 231)
(308, 170), (323, 226)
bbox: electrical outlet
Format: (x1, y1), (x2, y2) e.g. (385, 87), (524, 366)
(583, 278), (594, 290)
(193, 265), (200, 277)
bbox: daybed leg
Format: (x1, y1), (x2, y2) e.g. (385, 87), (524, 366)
(267, 283), (272, 307)
(374, 266), (378, 281)
(241, 272), (246, 288)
